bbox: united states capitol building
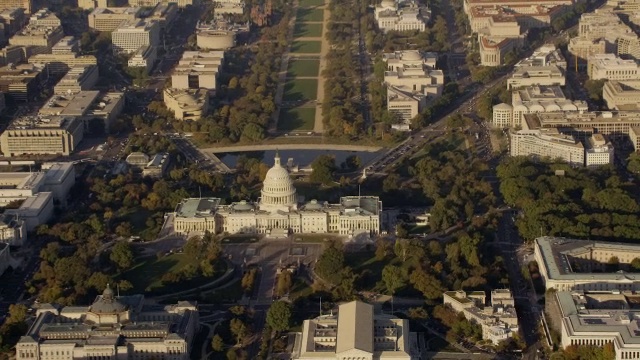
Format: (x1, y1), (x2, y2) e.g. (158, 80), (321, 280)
(16, 285), (198, 360)
(173, 153), (382, 237)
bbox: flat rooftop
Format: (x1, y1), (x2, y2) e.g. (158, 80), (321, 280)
(536, 237), (640, 280)
(175, 197), (221, 218)
(523, 111), (640, 130)
(557, 291), (640, 345)
(39, 91), (100, 116)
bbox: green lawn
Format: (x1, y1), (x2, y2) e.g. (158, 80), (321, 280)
(202, 278), (244, 303)
(291, 41), (322, 54)
(293, 233), (342, 243)
(284, 79), (318, 101)
(279, 107), (316, 131)
(119, 254), (226, 294)
(287, 59), (320, 77)
(297, 8), (324, 22)
(294, 23), (323, 38)
(298, 0), (325, 6)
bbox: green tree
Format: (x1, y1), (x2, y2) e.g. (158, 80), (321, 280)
(382, 265), (406, 294)
(315, 242), (344, 284)
(407, 307), (429, 320)
(383, 173), (400, 192)
(241, 268), (257, 293)
(212, 334), (224, 352)
(110, 241), (134, 270)
(584, 79), (605, 102)
(310, 155), (337, 185)
(266, 301), (292, 332)
(275, 271), (292, 297)
(628, 152), (640, 175)
(229, 318), (247, 345)
(343, 155), (361, 170)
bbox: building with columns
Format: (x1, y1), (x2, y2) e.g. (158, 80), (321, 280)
(173, 153), (381, 237)
(16, 285), (198, 360)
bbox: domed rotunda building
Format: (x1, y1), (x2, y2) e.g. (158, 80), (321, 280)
(260, 152), (297, 210)
(173, 153), (382, 237)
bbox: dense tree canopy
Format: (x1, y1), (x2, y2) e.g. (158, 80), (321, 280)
(498, 157), (640, 241)
(266, 301), (292, 332)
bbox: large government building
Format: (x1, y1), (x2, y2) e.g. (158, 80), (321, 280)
(293, 301), (416, 359)
(16, 285), (198, 360)
(534, 237), (640, 291)
(173, 153), (382, 237)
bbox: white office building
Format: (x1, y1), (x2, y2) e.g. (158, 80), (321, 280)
(111, 19), (160, 54)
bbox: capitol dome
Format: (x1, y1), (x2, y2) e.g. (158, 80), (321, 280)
(260, 152), (297, 209)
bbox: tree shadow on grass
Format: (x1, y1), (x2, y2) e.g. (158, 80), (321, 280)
(120, 256), (179, 293)
(279, 109), (308, 131)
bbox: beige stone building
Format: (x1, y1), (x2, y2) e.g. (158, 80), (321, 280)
(128, 45), (157, 74)
(585, 133), (614, 168)
(567, 36), (606, 69)
(567, 9), (640, 64)
(603, 80), (640, 110)
(587, 53), (640, 80)
(39, 90), (125, 133)
(443, 290), (519, 345)
(171, 51), (223, 91)
(386, 85), (426, 125)
(629, 125), (640, 151)
(0, 213), (26, 246)
(173, 153), (382, 237)
(9, 8), (63, 55)
(163, 88), (209, 120)
(16, 285), (198, 360)
(130, 0), (194, 8)
(77, 0), (108, 9)
(0, 163), (76, 212)
(0, 0), (31, 13)
(382, 51), (443, 127)
(375, 0), (429, 32)
(88, 7), (141, 32)
(554, 290), (640, 359)
(143, 2), (178, 31)
(522, 111), (640, 141)
(0, 62), (44, 101)
(293, 301), (415, 359)
(29, 52), (97, 75)
(196, 29), (236, 50)
(516, 44), (566, 69)
(492, 85), (587, 127)
(5, 191), (54, 231)
(510, 128), (586, 166)
(534, 236), (640, 291)
(507, 65), (565, 89)
(111, 19), (160, 54)
(0, 8), (26, 43)
(54, 65), (99, 95)
(0, 115), (84, 157)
